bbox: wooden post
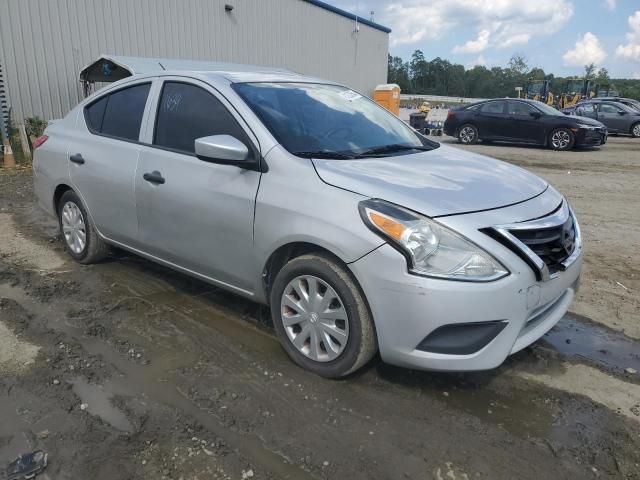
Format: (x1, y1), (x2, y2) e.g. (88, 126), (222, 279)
(2, 138), (16, 168)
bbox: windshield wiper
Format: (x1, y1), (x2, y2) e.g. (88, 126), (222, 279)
(356, 144), (432, 157)
(292, 150), (356, 160)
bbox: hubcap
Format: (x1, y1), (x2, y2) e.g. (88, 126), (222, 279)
(280, 275), (349, 362)
(633, 124), (640, 137)
(460, 126), (475, 144)
(61, 201), (86, 254)
(552, 130), (571, 149)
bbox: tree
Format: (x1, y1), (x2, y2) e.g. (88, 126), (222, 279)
(596, 67), (610, 82)
(507, 53), (529, 76)
(584, 63), (596, 79)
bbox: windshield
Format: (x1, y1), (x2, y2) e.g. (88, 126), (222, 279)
(233, 82), (437, 158)
(533, 101), (563, 116)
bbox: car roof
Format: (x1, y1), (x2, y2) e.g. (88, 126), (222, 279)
(109, 69), (340, 88)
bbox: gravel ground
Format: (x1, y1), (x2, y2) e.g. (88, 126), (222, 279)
(0, 138), (639, 480)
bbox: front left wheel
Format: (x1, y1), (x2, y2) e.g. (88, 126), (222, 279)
(270, 253), (377, 378)
(631, 122), (640, 138)
(549, 128), (575, 151)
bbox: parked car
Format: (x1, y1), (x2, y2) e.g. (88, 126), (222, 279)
(582, 97), (640, 113)
(561, 100), (640, 137)
(32, 70), (582, 377)
(444, 98), (607, 150)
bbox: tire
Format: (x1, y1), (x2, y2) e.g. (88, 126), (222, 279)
(549, 128), (575, 151)
(457, 124), (479, 145)
(631, 122), (640, 138)
(57, 190), (108, 264)
(269, 253), (377, 378)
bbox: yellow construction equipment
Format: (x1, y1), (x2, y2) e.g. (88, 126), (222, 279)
(558, 79), (595, 109)
(525, 80), (554, 106)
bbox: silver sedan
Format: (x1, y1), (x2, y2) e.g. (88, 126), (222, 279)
(33, 69), (582, 377)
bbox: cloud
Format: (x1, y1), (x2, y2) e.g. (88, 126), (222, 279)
(562, 32), (607, 66)
(466, 55), (488, 68)
(453, 30), (491, 54)
(615, 11), (640, 61)
(605, 0), (616, 10)
(382, 0), (574, 48)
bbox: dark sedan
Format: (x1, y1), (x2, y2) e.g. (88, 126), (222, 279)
(444, 98), (607, 150)
(561, 100), (640, 137)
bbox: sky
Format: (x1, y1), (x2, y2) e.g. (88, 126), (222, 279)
(328, 0), (640, 78)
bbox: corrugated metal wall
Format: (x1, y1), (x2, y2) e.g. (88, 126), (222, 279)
(0, 0), (389, 122)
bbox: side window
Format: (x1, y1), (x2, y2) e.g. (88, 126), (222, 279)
(507, 101), (538, 116)
(480, 101), (505, 114)
(578, 104), (595, 115)
(598, 103), (621, 114)
(85, 96), (108, 132)
(154, 81), (252, 155)
(84, 83), (151, 141)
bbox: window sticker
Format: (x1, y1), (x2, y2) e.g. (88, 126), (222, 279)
(164, 92), (183, 112)
(338, 90), (362, 102)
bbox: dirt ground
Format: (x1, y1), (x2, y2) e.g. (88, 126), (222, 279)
(0, 137), (639, 479)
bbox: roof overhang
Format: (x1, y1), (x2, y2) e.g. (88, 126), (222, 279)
(79, 55), (293, 84)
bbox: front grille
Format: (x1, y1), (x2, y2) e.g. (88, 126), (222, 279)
(483, 200), (581, 282)
(509, 214), (577, 273)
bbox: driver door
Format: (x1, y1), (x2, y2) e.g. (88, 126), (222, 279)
(596, 103), (627, 132)
(135, 78), (262, 292)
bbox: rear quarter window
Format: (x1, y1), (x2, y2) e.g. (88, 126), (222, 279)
(83, 83), (151, 141)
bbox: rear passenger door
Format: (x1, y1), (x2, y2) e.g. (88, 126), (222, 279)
(475, 101), (508, 139)
(69, 81), (153, 245)
(135, 79), (262, 292)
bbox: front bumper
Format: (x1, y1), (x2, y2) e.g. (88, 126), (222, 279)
(348, 190), (582, 371)
(576, 127), (607, 147)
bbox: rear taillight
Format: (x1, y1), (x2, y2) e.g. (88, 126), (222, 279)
(32, 135), (49, 150)
(446, 110), (455, 119)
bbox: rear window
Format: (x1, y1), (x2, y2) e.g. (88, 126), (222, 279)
(84, 83), (151, 141)
(480, 101), (505, 114)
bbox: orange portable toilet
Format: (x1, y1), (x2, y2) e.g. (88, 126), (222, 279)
(373, 84), (401, 116)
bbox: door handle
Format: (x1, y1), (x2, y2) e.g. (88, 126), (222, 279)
(143, 171), (165, 185)
(69, 153), (85, 164)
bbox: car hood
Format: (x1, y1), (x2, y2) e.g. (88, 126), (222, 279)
(566, 115), (605, 127)
(312, 144), (548, 217)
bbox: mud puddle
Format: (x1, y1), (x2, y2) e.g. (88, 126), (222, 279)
(543, 313), (640, 373)
(71, 378), (134, 433)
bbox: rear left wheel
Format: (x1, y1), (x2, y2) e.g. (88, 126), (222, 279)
(457, 124), (479, 145)
(57, 190), (108, 264)
(631, 122), (640, 138)
(270, 253), (377, 378)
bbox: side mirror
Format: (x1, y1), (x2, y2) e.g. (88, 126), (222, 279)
(194, 135), (251, 166)
(529, 111), (542, 119)
(618, 110), (627, 115)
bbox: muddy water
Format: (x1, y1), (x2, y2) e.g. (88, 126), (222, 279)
(71, 378), (134, 433)
(0, 281), (312, 480)
(544, 313), (640, 372)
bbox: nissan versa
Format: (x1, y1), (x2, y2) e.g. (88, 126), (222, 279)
(32, 69), (582, 378)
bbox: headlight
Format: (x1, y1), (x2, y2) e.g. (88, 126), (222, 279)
(576, 123), (598, 130)
(359, 199), (509, 282)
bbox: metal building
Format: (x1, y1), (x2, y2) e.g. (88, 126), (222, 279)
(0, 0), (390, 132)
